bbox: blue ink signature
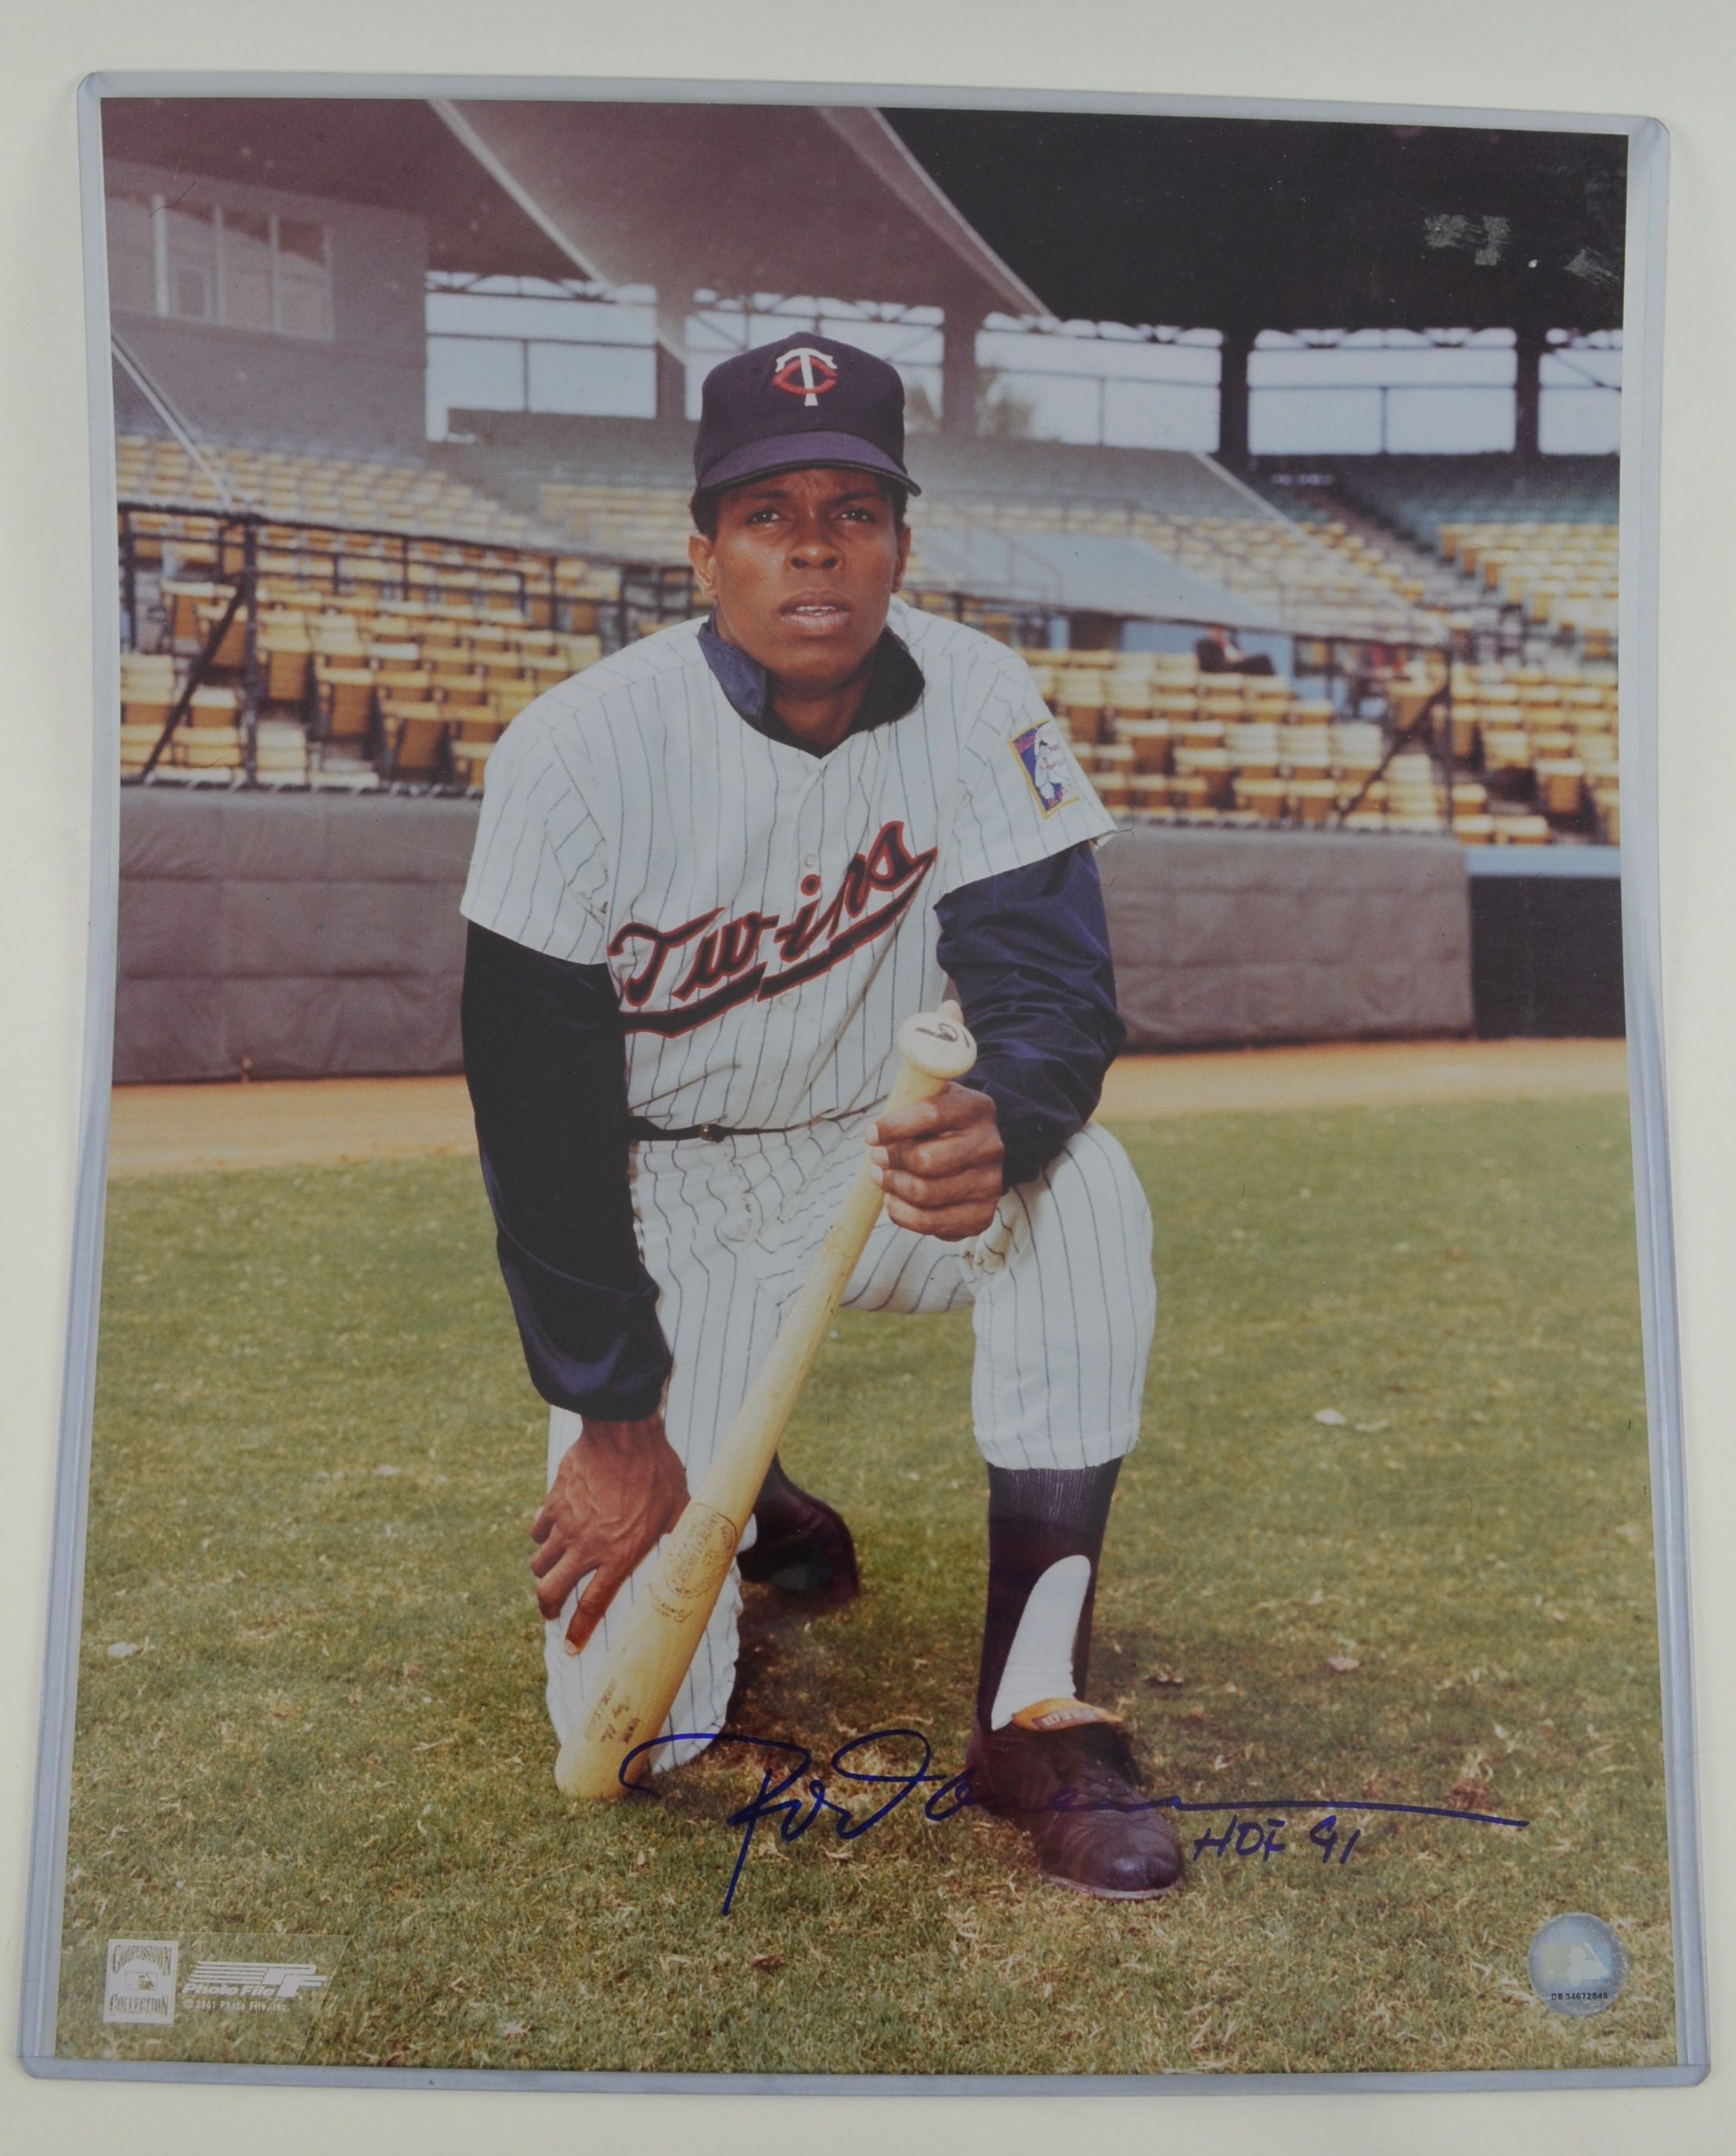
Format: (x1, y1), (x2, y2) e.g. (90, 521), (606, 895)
(623, 1728), (970, 1914)
(619, 1727), (1531, 1914)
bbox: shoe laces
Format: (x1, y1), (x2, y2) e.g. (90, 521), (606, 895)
(1045, 1722), (1146, 1810)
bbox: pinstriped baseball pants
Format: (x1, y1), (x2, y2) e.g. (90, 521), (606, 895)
(543, 1114), (1157, 1763)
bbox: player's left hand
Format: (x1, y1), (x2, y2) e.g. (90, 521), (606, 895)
(868, 1081), (1004, 1241)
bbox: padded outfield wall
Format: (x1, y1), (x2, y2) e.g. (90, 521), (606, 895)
(111, 792), (1506, 1085)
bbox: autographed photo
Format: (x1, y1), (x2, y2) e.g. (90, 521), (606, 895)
(25, 83), (1698, 2086)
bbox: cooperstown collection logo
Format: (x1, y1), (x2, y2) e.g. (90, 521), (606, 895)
(103, 1939), (179, 2025)
(611, 818), (937, 1036)
(101, 1941), (335, 2025)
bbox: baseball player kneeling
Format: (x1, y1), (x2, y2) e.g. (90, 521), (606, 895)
(460, 338), (1181, 1898)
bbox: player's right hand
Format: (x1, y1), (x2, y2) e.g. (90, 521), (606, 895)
(530, 1414), (689, 1657)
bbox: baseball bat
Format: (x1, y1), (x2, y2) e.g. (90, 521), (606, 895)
(554, 1008), (978, 1801)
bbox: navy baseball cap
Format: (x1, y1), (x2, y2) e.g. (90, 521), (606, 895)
(692, 336), (921, 497)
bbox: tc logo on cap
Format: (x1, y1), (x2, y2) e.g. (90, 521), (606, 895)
(692, 334), (919, 495)
(773, 345), (838, 406)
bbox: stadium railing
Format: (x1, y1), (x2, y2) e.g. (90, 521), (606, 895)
(114, 500), (1617, 844)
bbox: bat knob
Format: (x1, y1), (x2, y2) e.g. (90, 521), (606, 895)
(897, 1009), (978, 1082)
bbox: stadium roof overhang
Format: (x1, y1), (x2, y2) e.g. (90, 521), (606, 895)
(884, 110), (1627, 338)
(101, 96), (1626, 339)
(99, 97), (1044, 348)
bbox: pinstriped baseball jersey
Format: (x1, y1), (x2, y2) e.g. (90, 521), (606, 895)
(460, 597), (1113, 1133)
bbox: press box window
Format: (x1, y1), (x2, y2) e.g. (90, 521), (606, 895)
(106, 190), (332, 341)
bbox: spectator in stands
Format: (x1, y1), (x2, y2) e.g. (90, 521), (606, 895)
(1195, 623), (1275, 677)
(1346, 646), (1396, 718)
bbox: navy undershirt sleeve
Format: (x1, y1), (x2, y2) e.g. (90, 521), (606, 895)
(460, 921), (671, 1421)
(934, 844), (1125, 1190)
(463, 846), (1117, 1406)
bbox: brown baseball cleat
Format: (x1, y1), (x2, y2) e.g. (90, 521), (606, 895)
(965, 1699), (1184, 1899)
(739, 1455), (861, 1605)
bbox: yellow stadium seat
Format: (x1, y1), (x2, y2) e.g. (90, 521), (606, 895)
(431, 670), (490, 709)
(379, 699), (449, 779)
(448, 739), (495, 786)
(315, 663), (375, 742)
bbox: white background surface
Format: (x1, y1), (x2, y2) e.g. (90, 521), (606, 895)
(4, 4), (1732, 2148)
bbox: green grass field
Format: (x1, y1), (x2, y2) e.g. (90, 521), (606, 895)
(56, 1095), (1676, 2077)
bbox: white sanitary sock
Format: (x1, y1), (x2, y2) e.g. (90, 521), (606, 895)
(988, 1553), (1092, 1729)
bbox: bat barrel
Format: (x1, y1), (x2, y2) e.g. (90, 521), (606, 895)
(554, 1006), (977, 1801)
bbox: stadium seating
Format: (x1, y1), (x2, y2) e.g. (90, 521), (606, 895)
(128, 574), (606, 789)
(124, 562), (1617, 840)
(114, 432), (626, 790)
(538, 459), (1629, 662)
(1251, 457), (1621, 663)
(118, 438), (1618, 843)
(1436, 522), (1619, 648)
(539, 479), (1437, 644)
(539, 482), (695, 562)
(1308, 452), (1617, 548)
(922, 502), (1433, 642)
(1026, 647), (1618, 845)
(117, 435), (557, 548)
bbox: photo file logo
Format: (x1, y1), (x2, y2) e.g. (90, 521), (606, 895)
(182, 1959), (330, 2004)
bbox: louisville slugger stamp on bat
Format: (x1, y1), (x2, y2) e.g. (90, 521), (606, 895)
(555, 1011), (977, 1800)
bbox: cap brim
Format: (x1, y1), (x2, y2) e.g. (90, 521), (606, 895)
(695, 429), (920, 497)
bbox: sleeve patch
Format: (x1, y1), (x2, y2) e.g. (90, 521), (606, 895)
(1010, 718), (1079, 817)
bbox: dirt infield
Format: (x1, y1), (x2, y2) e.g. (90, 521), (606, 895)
(105, 1036), (1628, 1179)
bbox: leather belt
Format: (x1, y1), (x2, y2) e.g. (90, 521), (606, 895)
(624, 1116), (786, 1143)
(624, 1114), (860, 1144)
